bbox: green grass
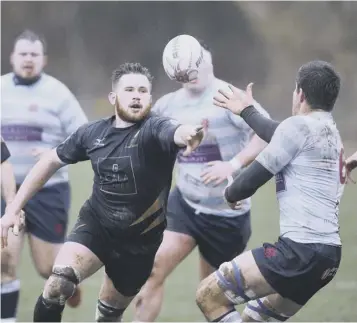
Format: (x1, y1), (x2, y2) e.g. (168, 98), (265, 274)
(17, 161), (357, 322)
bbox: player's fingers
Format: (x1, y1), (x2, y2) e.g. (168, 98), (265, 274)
(205, 161), (217, 167)
(205, 175), (219, 185)
(213, 100), (228, 109)
(213, 95), (227, 104)
(218, 89), (232, 100)
(214, 177), (225, 186)
(20, 214), (25, 226)
(13, 225), (19, 236)
(201, 173), (212, 182)
(228, 84), (240, 96)
(1, 227), (8, 248)
(195, 125), (204, 133)
(246, 83), (254, 97)
(182, 145), (193, 157)
(185, 135), (192, 143)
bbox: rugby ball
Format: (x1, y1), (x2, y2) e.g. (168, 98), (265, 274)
(162, 34), (204, 83)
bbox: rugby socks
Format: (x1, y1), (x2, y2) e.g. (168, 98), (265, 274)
(33, 294), (65, 322)
(1, 279), (20, 322)
(212, 309), (242, 322)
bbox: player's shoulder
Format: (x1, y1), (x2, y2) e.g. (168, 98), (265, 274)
(213, 78), (230, 89)
(77, 117), (111, 137)
(277, 115), (311, 139)
(281, 115), (309, 127)
(152, 90), (181, 115)
(1, 73), (15, 87)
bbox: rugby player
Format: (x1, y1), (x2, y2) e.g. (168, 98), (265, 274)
(134, 40), (269, 322)
(1, 62), (204, 322)
(1, 30), (87, 320)
(196, 60), (344, 322)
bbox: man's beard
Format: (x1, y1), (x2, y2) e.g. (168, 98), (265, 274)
(115, 97), (151, 123)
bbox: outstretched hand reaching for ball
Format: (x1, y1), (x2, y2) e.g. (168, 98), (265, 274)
(213, 83), (255, 115)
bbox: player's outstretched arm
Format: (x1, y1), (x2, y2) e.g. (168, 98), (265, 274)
(224, 160), (274, 204)
(4, 149), (64, 215)
(1, 149), (65, 247)
(173, 124), (204, 156)
(214, 83), (280, 143)
(224, 117), (304, 208)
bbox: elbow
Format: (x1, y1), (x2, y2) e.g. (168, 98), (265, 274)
(40, 149), (65, 169)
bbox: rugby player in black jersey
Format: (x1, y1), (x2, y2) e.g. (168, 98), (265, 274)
(0, 62), (204, 322)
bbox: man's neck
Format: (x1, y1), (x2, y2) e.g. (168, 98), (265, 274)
(114, 115), (135, 128)
(13, 73), (42, 86)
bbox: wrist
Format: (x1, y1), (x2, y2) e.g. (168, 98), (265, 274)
(224, 186), (235, 203)
(229, 158), (242, 171)
(5, 202), (20, 214)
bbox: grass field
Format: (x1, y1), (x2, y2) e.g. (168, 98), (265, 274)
(16, 161), (357, 322)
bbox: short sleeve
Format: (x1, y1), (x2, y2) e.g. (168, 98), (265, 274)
(256, 116), (307, 175)
(1, 139), (10, 163)
(56, 123), (90, 164)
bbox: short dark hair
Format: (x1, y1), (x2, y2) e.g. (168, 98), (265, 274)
(14, 29), (47, 54)
(296, 60), (340, 112)
(111, 62), (153, 90)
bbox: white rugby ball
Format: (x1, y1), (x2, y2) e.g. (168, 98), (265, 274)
(162, 34), (204, 83)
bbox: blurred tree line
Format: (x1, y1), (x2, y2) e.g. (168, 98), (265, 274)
(1, 1), (356, 140)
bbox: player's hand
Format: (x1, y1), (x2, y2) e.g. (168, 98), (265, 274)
(0, 208), (25, 248)
(213, 83), (255, 115)
(182, 125), (204, 157)
(31, 147), (51, 159)
(223, 176), (242, 210)
(201, 161), (235, 186)
(346, 153), (357, 184)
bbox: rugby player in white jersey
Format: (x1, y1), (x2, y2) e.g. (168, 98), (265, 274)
(134, 40), (269, 321)
(196, 60), (344, 322)
(1, 30), (88, 320)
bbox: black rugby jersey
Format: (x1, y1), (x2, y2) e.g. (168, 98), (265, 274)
(56, 114), (180, 239)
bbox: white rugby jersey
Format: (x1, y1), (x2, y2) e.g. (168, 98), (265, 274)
(1, 73), (88, 187)
(153, 78), (269, 217)
(256, 112), (344, 246)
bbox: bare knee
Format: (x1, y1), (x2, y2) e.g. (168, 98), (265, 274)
(43, 265), (80, 305)
(1, 250), (17, 281)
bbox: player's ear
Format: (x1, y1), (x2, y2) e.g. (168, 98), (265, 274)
(42, 55), (48, 69)
(108, 92), (116, 105)
(10, 52), (14, 66)
(299, 90), (305, 103)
